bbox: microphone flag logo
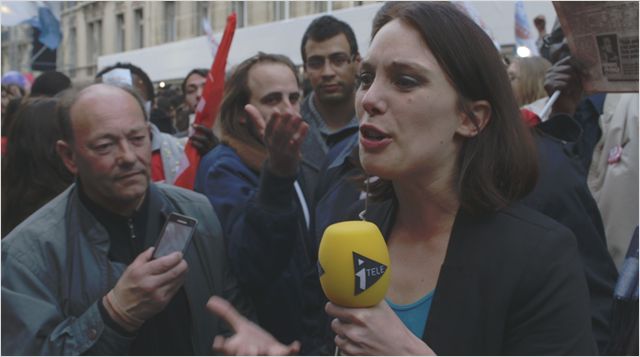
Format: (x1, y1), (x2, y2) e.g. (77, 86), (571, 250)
(353, 252), (387, 295)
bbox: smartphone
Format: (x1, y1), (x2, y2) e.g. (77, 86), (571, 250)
(152, 213), (198, 259)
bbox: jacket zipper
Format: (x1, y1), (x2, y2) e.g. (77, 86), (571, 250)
(128, 218), (136, 240)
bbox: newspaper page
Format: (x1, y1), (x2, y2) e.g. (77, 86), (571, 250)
(554, 1), (639, 93)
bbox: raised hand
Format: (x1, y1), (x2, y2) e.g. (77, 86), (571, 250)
(544, 56), (585, 116)
(244, 104), (309, 177)
(325, 301), (435, 356)
(207, 296), (301, 355)
(103, 248), (188, 331)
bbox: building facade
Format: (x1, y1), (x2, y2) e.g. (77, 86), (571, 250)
(1, 1), (366, 83)
(1, 24), (33, 75)
(3, 1), (559, 85)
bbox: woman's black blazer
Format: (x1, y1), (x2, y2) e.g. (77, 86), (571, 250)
(362, 200), (597, 355)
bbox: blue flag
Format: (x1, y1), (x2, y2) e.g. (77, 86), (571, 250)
(27, 5), (61, 50)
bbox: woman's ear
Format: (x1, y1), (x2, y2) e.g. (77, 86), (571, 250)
(456, 100), (491, 138)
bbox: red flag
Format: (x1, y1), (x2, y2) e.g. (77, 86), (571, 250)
(174, 13), (237, 189)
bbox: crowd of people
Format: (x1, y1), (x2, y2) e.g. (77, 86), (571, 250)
(1, 1), (637, 355)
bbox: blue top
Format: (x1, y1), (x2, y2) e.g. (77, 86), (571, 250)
(194, 143), (316, 345)
(386, 290), (435, 339)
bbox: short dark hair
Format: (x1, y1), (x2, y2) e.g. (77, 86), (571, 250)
(181, 68), (209, 97)
(364, 2), (538, 215)
(30, 71), (72, 97)
(218, 52), (299, 149)
(300, 15), (359, 64)
(95, 62), (155, 102)
(57, 83), (147, 144)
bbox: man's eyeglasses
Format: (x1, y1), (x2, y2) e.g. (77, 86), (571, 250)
(306, 53), (354, 70)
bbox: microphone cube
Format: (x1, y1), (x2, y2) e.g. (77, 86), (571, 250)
(318, 221), (391, 307)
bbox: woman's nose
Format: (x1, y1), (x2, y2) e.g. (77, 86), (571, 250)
(359, 82), (386, 117)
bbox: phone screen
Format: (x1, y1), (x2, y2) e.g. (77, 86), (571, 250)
(153, 214), (197, 258)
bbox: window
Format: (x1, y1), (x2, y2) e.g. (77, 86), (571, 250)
(87, 22), (94, 62)
(165, 2), (176, 42)
(196, 2), (210, 35)
(314, 1), (328, 13)
(69, 27), (77, 77)
(87, 20), (102, 64)
(273, 1), (289, 20)
(232, 1), (247, 28)
(19, 43), (27, 68)
(134, 8), (144, 49)
(116, 14), (125, 51)
(95, 20), (102, 56)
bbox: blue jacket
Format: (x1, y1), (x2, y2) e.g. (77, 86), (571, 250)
(311, 133), (361, 247)
(195, 144), (318, 345)
(299, 91), (359, 204)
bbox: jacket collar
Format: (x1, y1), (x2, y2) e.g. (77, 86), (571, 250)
(65, 182), (173, 252)
(302, 92), (359, 137)
(222, 137), (267, 173)
(328, 133), (358, 170)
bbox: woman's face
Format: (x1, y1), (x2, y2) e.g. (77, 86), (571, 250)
(356, 19), (464, 183)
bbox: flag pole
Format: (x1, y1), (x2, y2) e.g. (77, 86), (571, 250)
(29, 45), (47, 64)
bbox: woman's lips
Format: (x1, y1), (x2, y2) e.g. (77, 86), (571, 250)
(359, 124), (392, 152)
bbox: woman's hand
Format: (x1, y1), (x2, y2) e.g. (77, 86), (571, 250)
(325, 300), (436, 355)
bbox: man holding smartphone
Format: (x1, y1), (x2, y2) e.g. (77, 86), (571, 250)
(1, 83), (252, 355)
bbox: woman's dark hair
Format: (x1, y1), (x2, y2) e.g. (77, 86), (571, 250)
(363, 1), (538, 215)
(2, 97), (74, 237)
(218, 52), (299, 149)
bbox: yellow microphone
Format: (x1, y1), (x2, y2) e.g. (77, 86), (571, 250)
(317, 220), (391, 307)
